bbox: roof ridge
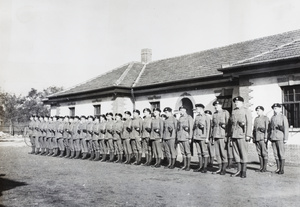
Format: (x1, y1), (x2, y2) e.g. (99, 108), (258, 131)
(147, 29), (300, 65)
(132, 63), (147, 87)
(233, 38), (300, 65)
(114, 62), (134, 86)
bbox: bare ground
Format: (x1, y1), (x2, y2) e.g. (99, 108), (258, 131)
(1, 138), (300, 207)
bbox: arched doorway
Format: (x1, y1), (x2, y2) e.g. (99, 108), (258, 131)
(178, 97), (194, 118)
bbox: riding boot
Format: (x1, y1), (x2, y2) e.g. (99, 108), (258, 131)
(82, 152), (87, 159)
(231, 162), (241, 177)
(241, 163), (247, 178)
(74, 151), (80, 159)
(88, 151), (94, 160)
(44, 148), (49, 156)
(165, 158), (172, 169)
(275, 159), (280, 173)
(52, 148), (58, 157)
(101, 153), (107, 162)
(194, 156), (203, 172)
(155, 158), (161, 168)
(59, 150), (64, 157)
(114, 154), (120, 163)
(69, 151), (75, 159)
(201, 157), (208, 173)
(220, 162), (228, 175)
(255, 156), (263, 172)
(227, 158), (233, 169)
(185, 157), (191, 171)
(65, 149), (71, 158)
(169, 158), (176, 169)
(261, 158), (268, 172)
(35, 148), (40, 155)
(212, 164), (222, 174)
(147, 154), (152, 166)
(137, 153), (142, 165)
(108, 152), (114, 162)
(133, 153), (138, 165)
(278, 159), (285, 174)
(47, 149), (53, 156)
(142, 153), (149, 166)
(180, 156), (187, 170)
(29, 146), (35, 154)
(94, 152), (100, 161)
(208, 156), (214, 167)
(119, 154), (123, 163)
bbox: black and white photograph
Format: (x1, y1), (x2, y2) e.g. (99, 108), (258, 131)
(1, 0), (300, 206)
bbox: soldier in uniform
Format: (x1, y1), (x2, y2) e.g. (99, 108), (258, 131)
(205, 110), (215, 167)
(163, 107), (177, 169)
(229, 96), (252, 178)
(33, 115), (41, 154)
(55, 116), (65, 157)
(252, 106), (269, 172)
(72, 116), (81, 159)
(269, 103), (289, 175)
(86, 116), (95, 160)
(177, 106), (194, 171)
(67, 116), (75, 159)
(150, 108), (164, 168)
(141, 108), (152, 166)
(113, 113), (124, 163)
(160, 113), (170, 165)
(122, 111), (133, 164)
(131, 110), (143, 165)
(105, 113), (115, 162)
(28, 115), (36, 154)
(79, 115), (89, 159)
(211, 101), (230, 175)
(92, 115), (101, 161)
(63, 116), (72, 158)
(193, 104), (210, 173)
(45, 116), (53, 156)
(38, 116), (46, 155)
(99, 114), (107, 162)
(51, 116), (60, 157)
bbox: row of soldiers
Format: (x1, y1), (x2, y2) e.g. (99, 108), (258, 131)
(27, 96), (289, 178)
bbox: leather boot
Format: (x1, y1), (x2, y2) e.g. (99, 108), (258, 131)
(261, 159), (268, 172)
(82, 152), (88, 159)
(35, 148), (40, 155)
(119, 154), (123, 163)
(94, 152), (100, 161)
(133, 153), (138, 165)
(65, 149), (71, 158)
(109, 152), (115, 162)
(74, 151), (80, 159)
(227, 158), (233, 169)
(29, 146), (35, 154)
(101, 153), (107, 162)
(142, 153), (149, 166)
(241, 163), (247, 178)
(185, 157), (191, 171)
(201, 157), (208, 173)
(165, 158), (172, 169)
(69, 151), (75, 159)
(137, 153), (142, 165)
(255, 156), (263, 172)
(47, 149), (53, 156)
(147, 154), (152, 166)
(114, 154), (120, 163)
(39, 148), (45, 155)
(220, 162), (228, 175)
(155, 158), (161, 168)
(212, 164), (222, 174)
(180, 156), (187, 170)
(231, 162), (241, 177)
(44, 148), (49, 156)
(59, 150), (64, 157)
(168, 158), (176, 169)
(275, 159), (280, 173)
(194, 156), (203, 172)
(127, 153), (133, 164)
(89, 151), (95, 161)
(208, 156), (214, 167)
(51, 148), (57, 157)
(278, 159), (285, 174)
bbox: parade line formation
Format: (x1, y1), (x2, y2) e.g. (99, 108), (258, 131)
(26, 96), (288, 178)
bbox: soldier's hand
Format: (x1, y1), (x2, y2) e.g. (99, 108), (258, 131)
(188, 139), (192, 144)
(283, 139), (287, 144)
(245, 136), (251, 142)
(205, 138), (209, 144)
(264, 138), (268, 143)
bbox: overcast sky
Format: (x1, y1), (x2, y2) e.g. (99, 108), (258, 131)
(1, 0), (300, 96)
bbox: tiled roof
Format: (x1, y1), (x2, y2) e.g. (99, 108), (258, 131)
(49, 29), (300, 98)
(49, 62), (144, 97)
(134, 29), (300, 87)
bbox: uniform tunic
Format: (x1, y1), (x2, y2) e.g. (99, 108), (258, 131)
(122, 119), (132, 155)
(163, 116), (177, 159)
(193, 113), (210, 157)
(131, 117), (142, 154)
(105, 120), (114, 152)
(98, 121), (107, 154)
(113, 120), (124, 154)
(177, 114), (194, 157)
(141, 116), (152, 154)
(150, 117), (164, 158)
(269, 113), (289, 160)
(253, 115), (269, 159)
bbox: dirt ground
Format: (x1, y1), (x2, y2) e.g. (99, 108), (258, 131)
(1, 138), (300, 207)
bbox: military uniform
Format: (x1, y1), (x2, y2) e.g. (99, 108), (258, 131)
(193, 112), (211, 173)
(51, 118), (60, 156)
(212, 108), (230, 174)
(131, 116), (143, 165)
(92, 120), (102, 161)
(163, 115), (177, 169)
(112, 118), (124, 163)
(253, 110), (269, 172)
(105, 119), (115, 162)
(269, 103), (289, 174)
(72, 119), (81, 159)
(177, 112), (194, 170)
(79, 119), (89, 159)
(150, 116), (164, 167)
(33, 119), (41, 154)
(28, 118), (36, 154)
(56, 120), (65, 157)
(141, 115), (152, 165)
(122, 117), (133, 164)
(86, 119), (95, 160)
(99, 120), (107, 161)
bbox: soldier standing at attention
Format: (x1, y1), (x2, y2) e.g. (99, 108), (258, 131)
(177, 106), (194, 171)
(211, 101), (230, 175)
(230, 96), (252, 178)
(193, 104), (210, 173)
(55, 116), (65, 157)
(33, 115), (41, 154)
(204, 110), (214, 167)
(67, 116), (75, 159)
(105, 113), (115, 162)
(163, 107), (177, 169)
(72, 116), (81, 159)
(252, 106), (269, 172)
(92, 115), (101, 161)
(131, 110), (143, 165)
(28, 115), (35, 154)
(122, 111), (133, 164)
(150, 108), (164, 168)
(45, 116), (53, 156)
(113, 113), (124, 163)
(51, 116), (60, 157)
(269, 103), (289, 175)
(99, 114), (107, 162)
(79, 115), (89, 159)
(86, 116), (95, 160)
(141, 108), (152, 166)
(64, 116), (72, 158)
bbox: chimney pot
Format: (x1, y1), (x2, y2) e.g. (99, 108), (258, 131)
(141, 48), (152, 64)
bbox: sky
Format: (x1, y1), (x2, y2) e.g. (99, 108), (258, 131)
(1, 0), (300, 96)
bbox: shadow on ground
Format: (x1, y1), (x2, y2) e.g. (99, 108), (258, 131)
(0, 174), (27, 197)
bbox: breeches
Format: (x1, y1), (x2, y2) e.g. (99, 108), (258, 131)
(122, 139), (132, 155)
(255, 140), (268, 159)
(151, 139), (163, 158)
(194, 140), (209, 157)
(271, 140), (284, 160)
(178, 140), (191, 157)
(164, 139), (177, 158)
(141, 137), (151, 154)
(214, 138), (227, 163)
(113, 140), (123, 154)
(232, 138), (248, 163)
(130, 138), (142, 154)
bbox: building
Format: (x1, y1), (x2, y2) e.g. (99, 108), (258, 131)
(44, 29), (300, 134)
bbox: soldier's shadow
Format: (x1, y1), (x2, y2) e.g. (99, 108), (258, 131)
(0, 174), (28, 197)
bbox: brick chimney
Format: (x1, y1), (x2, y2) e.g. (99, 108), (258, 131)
(141, 48), (152, 64)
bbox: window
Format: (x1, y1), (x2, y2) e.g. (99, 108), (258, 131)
(216, 96), (232, 113)
(282, 85), (300, 128)
(150, 101), (160, 111)
(94, 105), (101, 116)
(69, 107), (75, 116)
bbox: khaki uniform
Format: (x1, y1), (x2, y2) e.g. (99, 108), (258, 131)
(113, 120), (124, 154)
(150, 117), (164, 159)
(163, 116), (177, 159)
(253, 115), (269, 159)
(122, 119), (132, 155)
(105, 120), (114, 153)
(193, 113), (210, 157)
(141, 116), (152, 155)
(177, 114), (194, 158)
(131, 117), (142, 154)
